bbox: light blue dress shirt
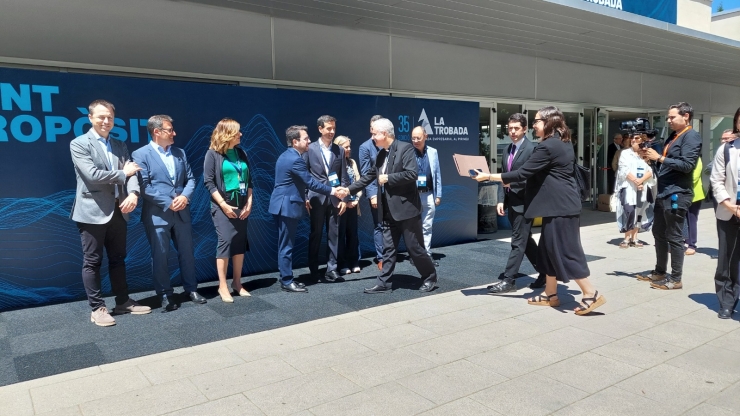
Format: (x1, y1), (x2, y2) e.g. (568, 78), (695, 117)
(150, 140), (176, 182)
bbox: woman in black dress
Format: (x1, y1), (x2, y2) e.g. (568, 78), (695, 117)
(475, 106), (606, 315)
(204, 118), (253, 303)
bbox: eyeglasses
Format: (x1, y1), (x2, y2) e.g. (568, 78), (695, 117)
(533, 118), (545, 124)
(158, 127), (174, 134)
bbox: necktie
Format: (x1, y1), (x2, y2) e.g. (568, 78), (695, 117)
(507, 145), (516, 171)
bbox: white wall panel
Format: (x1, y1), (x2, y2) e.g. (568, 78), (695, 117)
(642, 73), (711, 112)
(710, 84), (740, 115)
(272, 19), (390, 88)
(391, 37), (536, 99)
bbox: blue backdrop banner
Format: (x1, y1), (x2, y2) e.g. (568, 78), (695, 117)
(0, 67), (478, 311)
(582, 0), (677, 24)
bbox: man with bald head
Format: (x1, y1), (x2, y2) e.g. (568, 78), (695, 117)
(411, 126), (442, 267)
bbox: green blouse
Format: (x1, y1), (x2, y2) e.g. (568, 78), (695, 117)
(223, 148), (249, 202)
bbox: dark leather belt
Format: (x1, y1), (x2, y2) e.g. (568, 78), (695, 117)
(418, 187), (431, 193)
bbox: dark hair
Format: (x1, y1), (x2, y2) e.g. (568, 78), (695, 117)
(538, 106), (571, 142)
(147, 115), (174, 136)
(286, 125), (307, 146)
(669, 102), (693, 121)
(317, 115), (336, 128)
(507, 113), (527, 128)
(370, 115), (383, 123)
(733, 106), (740, 134)
(88, 99), (115, 115)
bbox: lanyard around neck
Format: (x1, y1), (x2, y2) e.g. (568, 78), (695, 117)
(663, 126), (691, 157)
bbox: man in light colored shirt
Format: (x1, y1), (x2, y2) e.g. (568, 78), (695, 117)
(411, 126), (442, 267)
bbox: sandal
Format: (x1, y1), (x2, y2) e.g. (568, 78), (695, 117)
(527, 293), (560, 307)
(630, 240), (643, 249)
(619, 239), (629, 249)
(574, 291), (606, 315)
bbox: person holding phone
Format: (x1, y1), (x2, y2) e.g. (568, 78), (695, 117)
(204, 118), (253, 303)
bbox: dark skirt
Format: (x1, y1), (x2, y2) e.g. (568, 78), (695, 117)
(211, 193), (249, 258)
(537, 215), (590, 283)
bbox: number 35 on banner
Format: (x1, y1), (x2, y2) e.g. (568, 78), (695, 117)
(397, 115), (410, 133)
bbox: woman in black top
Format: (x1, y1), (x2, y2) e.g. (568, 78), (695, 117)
(203, 118), (253, 303)
(475, 106), (606, 315)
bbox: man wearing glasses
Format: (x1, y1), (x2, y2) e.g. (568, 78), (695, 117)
(132, 115), (207, 311)
(488, 113), (546, 294)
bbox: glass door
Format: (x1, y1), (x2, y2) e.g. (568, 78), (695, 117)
(595, 109), (609, 197)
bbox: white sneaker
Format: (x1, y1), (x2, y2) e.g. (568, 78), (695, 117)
(352, 266), (361, 273)
(340, 268), (352, 275)
(90, 307), (116, 327)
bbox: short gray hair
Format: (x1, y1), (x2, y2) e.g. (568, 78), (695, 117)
(372, 118), (395, 138)
(147, 115), (174, 136)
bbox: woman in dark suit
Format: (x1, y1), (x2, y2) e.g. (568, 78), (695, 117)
(204, 118), (253, 303)
(476, 106), (605, 315)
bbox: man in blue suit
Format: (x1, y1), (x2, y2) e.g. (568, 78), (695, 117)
(359, 115), (385, 270)
(269, 125), (346, 293)
(132, 115), (206, 311)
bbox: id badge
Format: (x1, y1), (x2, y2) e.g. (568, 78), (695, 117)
(417, 175), (427, 188)
(239, 181), (247, 196)
(328, 171), (340, 187)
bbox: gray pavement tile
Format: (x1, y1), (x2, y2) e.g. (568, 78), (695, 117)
(522, 326), (615, 358)
(397, 359), (508, 405)
(707, 328), (740, 353)
(573, 309), (658, 338)
(676, 309), (740, 333)
(163, 393), (266, 415)
(331, 348), (436, 388)
(467, 341), (565, 379)
(361, 298), (471, 327)
(512, 307), (598, 332)
(415, 397), (503, 416)
(604, 284), (673, 306)
(349, 322), (438, 352)
(469, 373), (589, 416)
(591, 335), (688, 369)
(0, 386), (33, 416)
(279, 338), (377, 374)
(79, 378), (208, 416)
(667, 345), (740, 384)
(550, 386), (674, 416)
(244, 368), (362, 416)
(298, 315), (385, 343)
(0, 357), (18, 386)
(707, 379), (740, 414)
(537, 352), (642, 394)
(615, 363), (730, 413)
(636, 320), (725, 349)
(308, 381), (436, 416)
(14, 342), (106, 382)
(190, 356), (301, 400)
(411, 305), (510, 335)
(226, 329), (322, 362)
(137, 346), (245, 385)
(36, 406), (83, 416)
(682, 403), (739, 416)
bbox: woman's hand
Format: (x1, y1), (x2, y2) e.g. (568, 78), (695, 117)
(220, 202), (238, 219)
(239, 206), (251, 220)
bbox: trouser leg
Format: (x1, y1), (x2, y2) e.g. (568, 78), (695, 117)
(419, 192), (435, 257)
(77, 222), (107, 311)
(370, 204), (384, 261)
(378, 219), (403, 287)
(172, 218), (198, 293)
(652, 198), (669, 274)
(402, 216), (437, 284)
(104, 210), (130, 306)
(715, 218), (740, 309)
(145, 223), (172, 296)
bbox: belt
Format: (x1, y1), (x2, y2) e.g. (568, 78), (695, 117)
(418, 187), (431, 193)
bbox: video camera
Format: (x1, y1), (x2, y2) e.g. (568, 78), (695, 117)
(619, 118), (659, 148)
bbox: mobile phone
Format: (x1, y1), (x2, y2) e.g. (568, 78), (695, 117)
(469, 169), (480, 178)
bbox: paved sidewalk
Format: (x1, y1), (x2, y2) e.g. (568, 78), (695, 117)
(2, 206), (739, 416)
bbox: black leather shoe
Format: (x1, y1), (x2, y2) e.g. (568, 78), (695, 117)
(488, 278), (517, 294)
(324, 270), (345, 283)
(419, 280), (437, 292)
(718, 308), (732, 319)
(530, 275), (546, 289)
(281, 282), (308, 293)
(364, 284), (391, 294)
(188, 291), (207, 304)
(161, 294), (179, 312)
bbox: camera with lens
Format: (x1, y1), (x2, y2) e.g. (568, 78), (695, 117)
(620, 118), (658, 148)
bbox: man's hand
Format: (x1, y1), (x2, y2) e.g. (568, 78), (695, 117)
(123, 161), (142, 177)
(119, 193), (138, 214)
(641, 148), (660, 161)
(239, 206), (251, 220)
(334, 187), (349, 199)
(169, 195), (188, 211)
(370, 195), (378, 209)
(378, 174), (389, 185)
(337, 201), (347, 216)
(305, 200), (311, 212)
(435, 198), (441, 206)
(496, 203), (505, 216)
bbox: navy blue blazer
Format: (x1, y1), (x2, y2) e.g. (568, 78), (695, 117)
(132, 143), (195, 226)
(358, 137), (379, 199)
(269, 148), (333, 219)
(302, 140), (349, 206)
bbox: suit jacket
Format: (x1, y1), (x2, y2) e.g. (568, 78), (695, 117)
(425, 146), (443, 200)
(302, 140), (349, 206)
(358, 137), (379, 199)
(711, 140), (740, 221)
(269, 148), (333, 219)
(499, 138), (535, 212)
(348, 139), (420, 222)
(69, 128), (140, 224)
(607, 143), (620, 172)
(132, 143), (195, 227)
(501, 133), (581, 219)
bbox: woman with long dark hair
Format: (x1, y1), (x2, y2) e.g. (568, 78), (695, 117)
(475, 106), (605, 315)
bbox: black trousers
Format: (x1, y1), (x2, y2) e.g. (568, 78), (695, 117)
(77, 209), (130, 311)
(378, 214), (437, 288)
(715, 217), (740, 310)
(308, 198), (340, 273)
(338, 206), (360, 269)
(503, 207), (539, 280)
(652, 193), (692, 280)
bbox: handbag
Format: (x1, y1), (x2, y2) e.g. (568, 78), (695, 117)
(609, 192), (618, 212)
(573, 162), (591, 201)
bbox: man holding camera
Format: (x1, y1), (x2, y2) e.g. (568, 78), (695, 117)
(638, 102), (702, 290)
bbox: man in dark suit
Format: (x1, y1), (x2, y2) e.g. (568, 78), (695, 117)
(269, 125), (345, 293)
(489, 113), (546, 293)
(348, 118), (438, 294)
(69, 99), (151, 327)
(132, 115), (206, 312)
(607, 133), (622, 194)
(303, 115), (350, 283)
(359, 115), (385, 270)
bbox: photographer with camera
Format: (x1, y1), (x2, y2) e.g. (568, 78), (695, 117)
(637, 102), (702, 290)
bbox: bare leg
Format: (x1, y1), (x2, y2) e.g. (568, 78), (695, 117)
(231, 254), (248, 295)
(216, 257), (233, 302)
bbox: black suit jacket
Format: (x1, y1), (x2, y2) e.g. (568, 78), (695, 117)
(348, 139), (419, 222)
(500, 138), (535, 213)
(501, 133), (581, 219)
(302, 140), (349, 206)
(607, 143), (620, 172)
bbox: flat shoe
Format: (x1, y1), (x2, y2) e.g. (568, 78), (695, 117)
(574, 291), (606, 315)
